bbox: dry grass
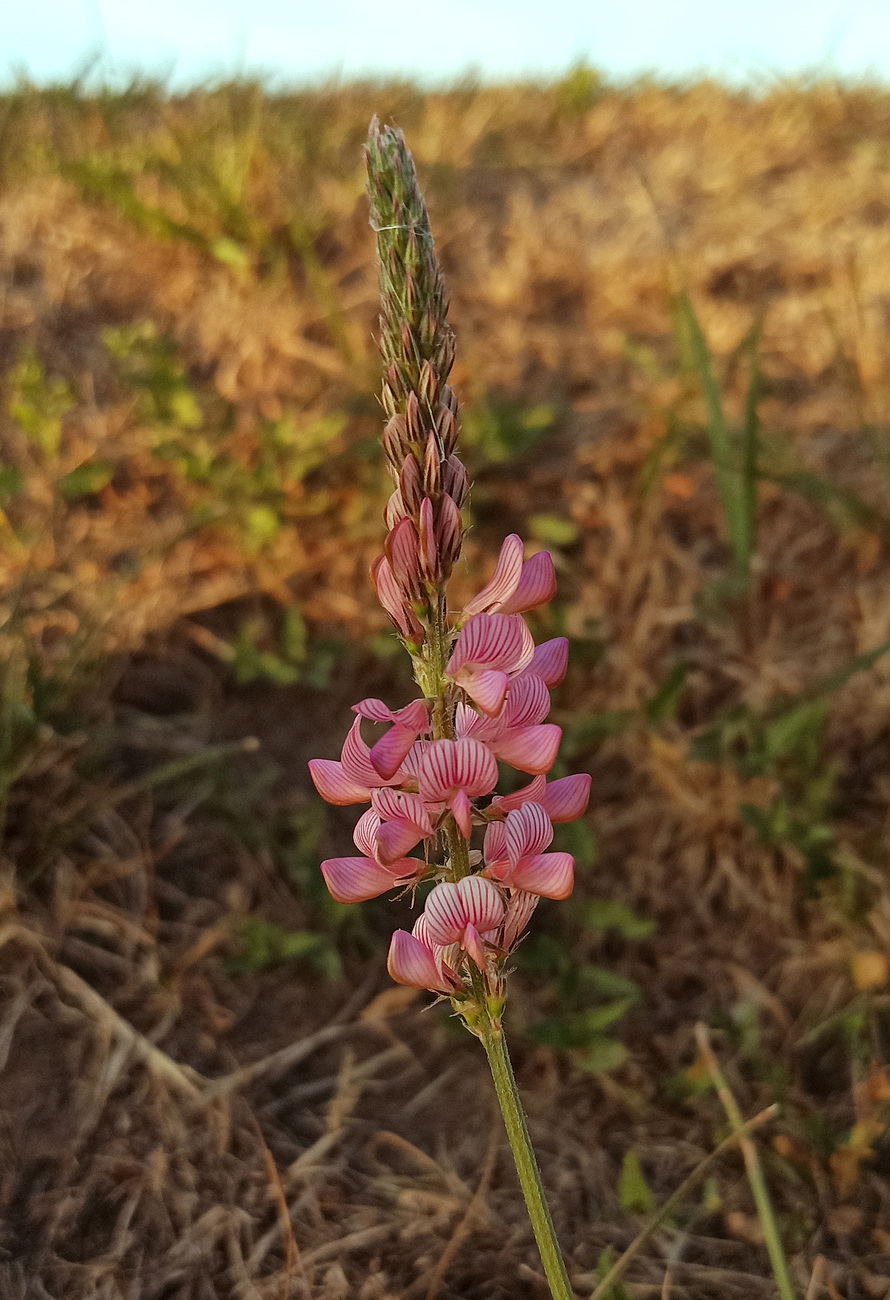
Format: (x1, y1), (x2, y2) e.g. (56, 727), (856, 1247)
(1, 74), (890, 1299)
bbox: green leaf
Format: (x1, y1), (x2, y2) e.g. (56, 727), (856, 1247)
(578, 899), (656, 939)
(644, 661), (689, 724)
(574, 1037), (629, 1074)
(528, 513), (579, 547)
(57, 460), (114, 499)
(226, 917), (340, 978)
(618, 1149), (655, 1213)
(0, 466), (23, 502)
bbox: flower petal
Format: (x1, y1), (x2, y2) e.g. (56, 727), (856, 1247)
(504, 802), (553, 863)
(494, 723), (562, 774)
(418, 496), (438, 578)
(503, 675), (551, 728)
(498, 550), (557, 615)
(418, 739), (498, 801)
(307, 759), (371, 806)
(449, 788), (473, 839)
(541, 773), (592, 822)
(321, 856), (397, 903)
(387, 930), (452, 993)
(423, 881), (467, 944)
(341, 716), (385, 787)
(501, 890), (539, 949)
(371, 555), (423, 642)
(385, 516), (422, 596)
(508, 852), (575, 900)
(353, 808), (382, 857)
(453, 666), (509, 716)
(462, 535), (525, 618)
(483, 819), (508, 864)
(371, 788), (434, 832)
(447, 612), (530, 676)
(523, 637), (569, 687)
(457, 874), (505, 932)
(489, 775), (547, 816)
(370, 724), (418, 780)
(376, 817), (429, 863)
(462, 922), (488, 969)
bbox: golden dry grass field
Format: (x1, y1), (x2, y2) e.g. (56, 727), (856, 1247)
(1, 75), (890, 1299)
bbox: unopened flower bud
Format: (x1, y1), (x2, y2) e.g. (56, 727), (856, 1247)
(436, 493), (463, 567)
(418, 497), (439, 581)
(383, 414), (408, 467)
(442, 454), (469, 507)
(399, 454), (423, 514)
(423, 432), (441, 495)
(418, 359), (437, 408)
(385, 516), (423, 600)
(405, 392), (424, 445)
(438, 406), (458, 457)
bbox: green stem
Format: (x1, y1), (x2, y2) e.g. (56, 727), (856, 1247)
(481, 1022), (575, 1300)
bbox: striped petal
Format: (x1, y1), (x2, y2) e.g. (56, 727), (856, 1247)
(503, 675), (551, 728)
(448, 788), (473, 839)
(341, 717), (385, 787)
(370, 724), (418, 780)
(384, 489), (407, 530)
(447, 612), (531, 676)
(418, 496), (438, 578)
(307, 759), (371, 806)
(498, 550), (557, 615)
(435, 492), (463, 563)
(385, 516), (422, 597)
(387, 930), (453, 993)
(371, 555), (423, 642)
(453, 666), (509, 716)
(541, 773), (592, 822)
(462, 535), (524, 618)
(376, 817), (429, 863)
(371, 788), (434, 832)
(501, 890), (539, 950)
(424, 876), (505, 945)
(504, 802), (553, 863)
(353, 808), (382, 857)
(494, 723), (562, 774)
(523, 638), (569, 687)
(490, 775), (547, 816)
(483, 819), (508, 864)
(462, 922), (488, 969)
(418, 738), (498, 801)
(508, 852), (575, 900)
(321, 856), (397, 903)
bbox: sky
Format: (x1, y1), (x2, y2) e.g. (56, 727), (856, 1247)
(6, 0), (890, 88)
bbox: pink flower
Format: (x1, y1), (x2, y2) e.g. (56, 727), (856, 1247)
(455, 678), (563, 775)
(445, 612), (535, 715)
(517, 637), (569, 688)
(423, 875), (505, 969)
(462, 535), (557, 619)
(500, 889), (540, 950)
(417, 738), (499, 837)
(308, 716), (409, 806)
(370, 787), (436, 862)
(387, 918), (458, 994)
(490, 772), (592, 823)
(352, 698), (430, 780)
(320, 809), (425, 903)
(483, 802), (574, 899)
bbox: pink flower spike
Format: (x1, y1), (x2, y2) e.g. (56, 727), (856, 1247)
(424, 876), (505, 946)
(494, 723), (562, 774)
(523, 638), (569, 687)
(541, 773), (592, 822)
(307, 759), (372, 806)
(462, 535), (525, 619)
(387, 930), (454, 993)
(499, 550), (557, 615)
(507, 852), (575, 900)
(447, 612), (534, 677)
(321, 856), (403, 903)
(418, 739), (498, 802)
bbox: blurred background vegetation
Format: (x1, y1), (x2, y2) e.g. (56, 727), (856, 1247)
(2, 74), (890, 1299)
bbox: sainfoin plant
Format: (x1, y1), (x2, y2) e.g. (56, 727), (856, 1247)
(308, 120), (588, 1298)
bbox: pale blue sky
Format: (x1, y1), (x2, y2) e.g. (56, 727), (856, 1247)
(6, 0), (890, 86)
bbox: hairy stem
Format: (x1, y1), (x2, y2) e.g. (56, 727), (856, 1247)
(480, 1021), (575, 1300)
